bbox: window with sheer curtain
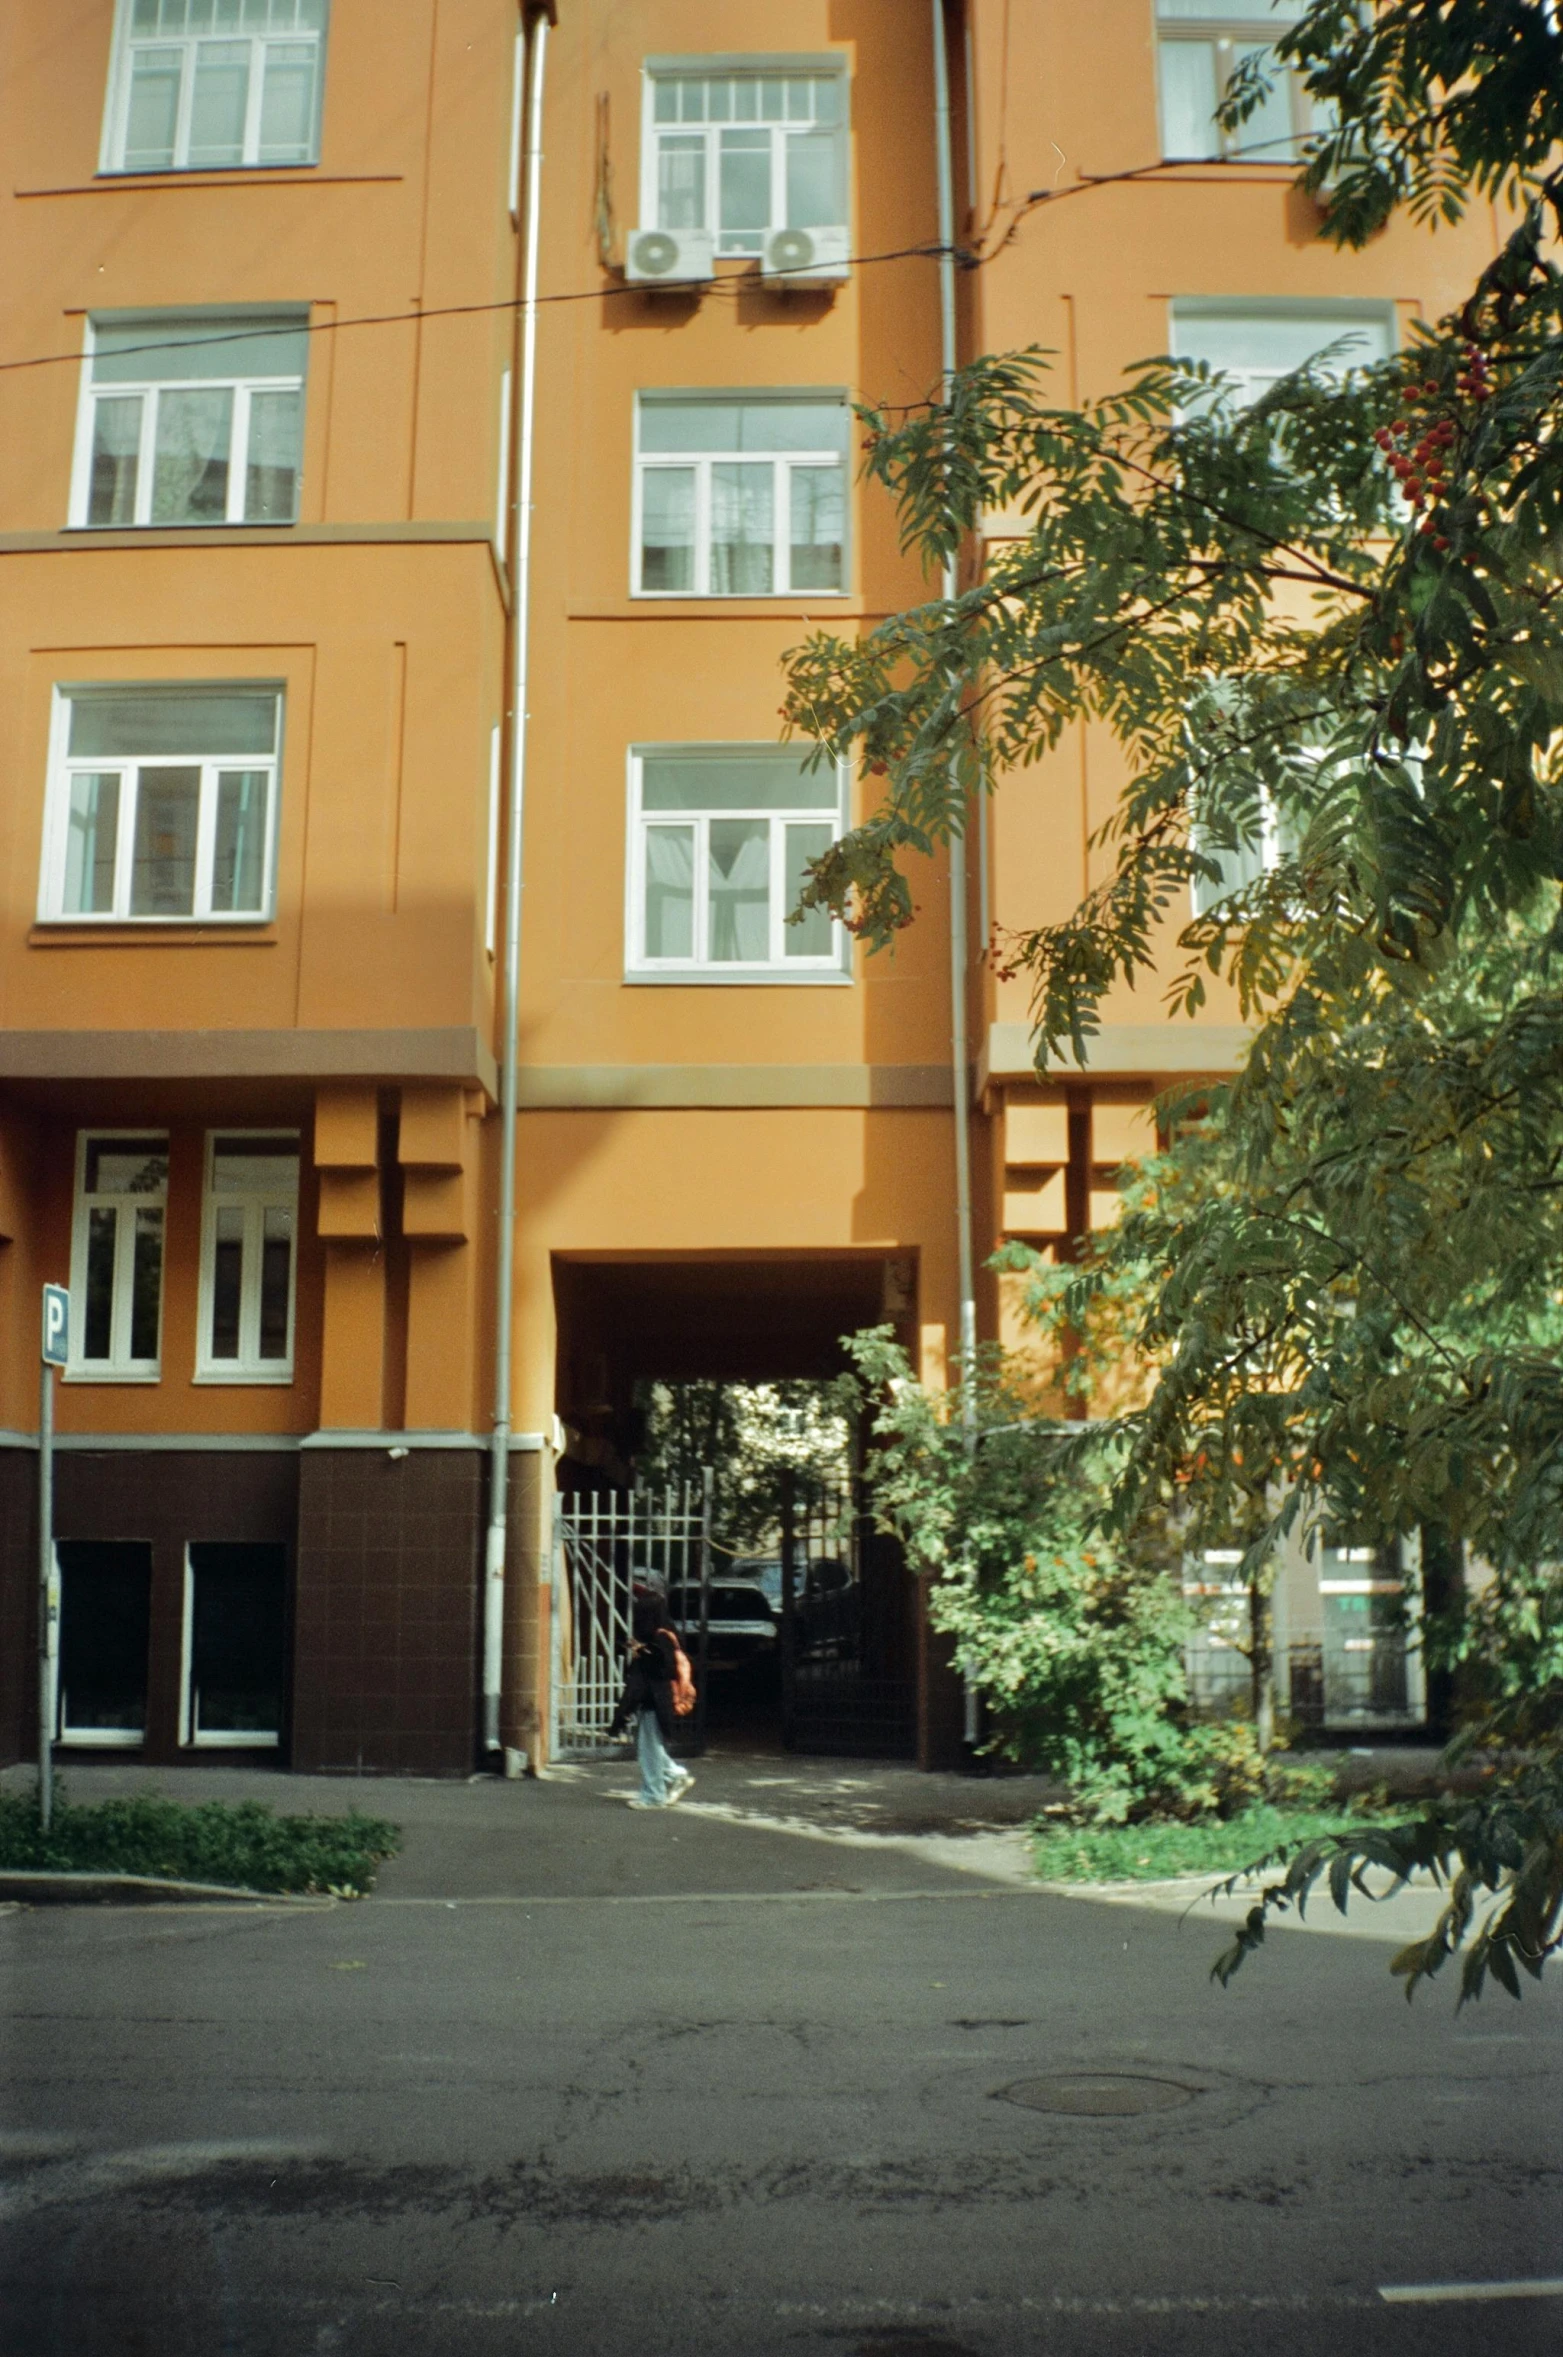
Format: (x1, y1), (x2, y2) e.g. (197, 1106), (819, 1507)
(1170, 302), (1396, 408)
(643, 62), (848, 255)
(69, 1134), (169, 1379)
(197, 1134), (299, 1379)
(635, 394), (848, 596)
(41, 683), (283, 925)
(103, 0), (329, 173)
(1156, 0), (1322, 163)
(628, 747), (847, 980)
(72, 312), (307, 530)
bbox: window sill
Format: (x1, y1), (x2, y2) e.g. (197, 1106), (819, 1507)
(629, 588), (850, 603)
(22, 169), (402, 197)
(62, 520), (298, 535)
(62, 1368), (161, 1385)
(57, 1730), (144, 1748)
(30, 925), (278, 948)
(624, 968), (852, 988)
(191, 1369), (295, 1387)
(187, 1731), (281, 1748)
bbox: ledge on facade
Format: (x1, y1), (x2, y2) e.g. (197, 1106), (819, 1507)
(979, 1021), (1251, 1093)
(0, 1027), (498, 1099)
(514, 1063), (954, 1110)
(0, 522), (493, 555)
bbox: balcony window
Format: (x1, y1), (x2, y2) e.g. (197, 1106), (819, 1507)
(103, 0), (329, 175)
(197, 1134), (299, 1380)
(73, 311), (307, 529)
(635, 394), (848, 596)
(69, 1134), (169, 1379)
(41, 683), (282, 925)
(644, 62), (847, 256)
(1156, 0), (1319, 164)
(628, 745), (847, 982)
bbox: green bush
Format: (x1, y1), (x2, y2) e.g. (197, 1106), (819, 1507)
(0, 1790), (400, 1897)
(1035, 1795), (1385, 1883)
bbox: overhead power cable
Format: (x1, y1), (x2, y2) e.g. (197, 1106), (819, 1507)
(0, 155), (1314, 380)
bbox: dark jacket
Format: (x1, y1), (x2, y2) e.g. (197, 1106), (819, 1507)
(610, 1628), (679, 1741)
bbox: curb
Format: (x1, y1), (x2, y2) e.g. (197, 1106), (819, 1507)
(0, 1870), (337, 1907)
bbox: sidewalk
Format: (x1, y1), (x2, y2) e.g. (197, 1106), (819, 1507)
(0, 1746), (1455, 1940)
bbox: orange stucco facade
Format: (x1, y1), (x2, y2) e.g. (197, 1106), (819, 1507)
(0, 2), (1494, 1773)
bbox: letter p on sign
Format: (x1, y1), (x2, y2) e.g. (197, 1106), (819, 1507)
(42, 1285), (69, 1368)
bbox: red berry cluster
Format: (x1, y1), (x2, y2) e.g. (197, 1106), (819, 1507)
(1371, 345), (1490, 555)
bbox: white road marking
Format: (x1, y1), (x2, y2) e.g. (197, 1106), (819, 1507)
(1379, 2279), (1563, 2304)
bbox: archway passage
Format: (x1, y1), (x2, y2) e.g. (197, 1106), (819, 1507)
(551, 1252), (920, 1760)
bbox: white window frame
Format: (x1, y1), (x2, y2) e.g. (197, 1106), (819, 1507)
(626, 743), (851, 985)
(69, 314), (307, 531)
(1170, 299), (1398, 411)
(195, 1129), (300, 1382)
(179, 1545), (284, 1747)
(66, 1129), (169, 1383)
(632, 392), (850, 599)
(100, 0), (329, 176)
(38, 682), (284, 927)
(51, 1544), (151, 1748)
(640, 53), (850, 257)
(1155, 4), (1318, 164)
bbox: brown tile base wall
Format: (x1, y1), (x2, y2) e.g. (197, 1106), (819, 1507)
(51, 1450), (300, 1767)
(0, 1447), (39, 1767)
(292, 1447), (483, 1777)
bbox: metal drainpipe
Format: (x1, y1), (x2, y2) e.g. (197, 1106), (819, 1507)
(485, 2), (552, 1756)
(931, 0), (982, 1749)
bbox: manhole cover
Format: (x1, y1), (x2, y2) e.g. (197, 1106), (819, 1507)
(995, 2072), (1195, 2116)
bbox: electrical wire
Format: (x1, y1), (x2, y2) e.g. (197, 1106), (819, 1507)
(0, 154), (1312, 382)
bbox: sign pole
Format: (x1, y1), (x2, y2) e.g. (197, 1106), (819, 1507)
(38, 1351), (55, 1833)
(38, 1284), (69, 1835)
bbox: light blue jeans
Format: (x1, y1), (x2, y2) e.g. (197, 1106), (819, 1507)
(636, 1708), (679, 1804)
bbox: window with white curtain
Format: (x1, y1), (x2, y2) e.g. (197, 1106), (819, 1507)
(1156, 0), (1321, 163)
(1170, 302), (1396, 408)
(40, 683), (283, 925)
(197, 1134), (299, 1379)
(69, 1134), (169, 1378)
(102, 0), (329, 174)
(635, 393), (849, 596)
(628, 746), (848, 981)
(72, 312), (307, 529)
(643, 61), (848, 255)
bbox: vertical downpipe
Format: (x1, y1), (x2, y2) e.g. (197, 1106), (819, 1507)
(486, 5), (551, 1756)
(931, 0), (981, 1748)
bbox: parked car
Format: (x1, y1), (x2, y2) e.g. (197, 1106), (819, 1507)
(724, 1554), (859, 1655)
(667, 1579), (777, 1671)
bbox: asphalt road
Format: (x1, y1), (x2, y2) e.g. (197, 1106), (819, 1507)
(2, 1773), (1560, 2357)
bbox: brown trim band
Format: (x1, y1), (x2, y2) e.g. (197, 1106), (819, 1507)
(0, 524), (494, 554)
(0, 1028), (499, 1097)
(515, 1064), (954, 1109)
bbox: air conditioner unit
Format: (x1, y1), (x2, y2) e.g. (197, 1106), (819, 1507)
(761, 224), (851, 286)
(625, 227), (715, 288)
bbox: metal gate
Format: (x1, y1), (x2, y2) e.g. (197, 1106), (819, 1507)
(777, 1471), (917, 1758)
(550, 1480), (711, 1759)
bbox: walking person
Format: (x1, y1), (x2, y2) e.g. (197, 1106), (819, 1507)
(609, 1588), (694, 1808)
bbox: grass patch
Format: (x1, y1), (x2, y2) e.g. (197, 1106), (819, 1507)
(0, 1790), (401, 1897)
(1034, 1803), (1384, 1884)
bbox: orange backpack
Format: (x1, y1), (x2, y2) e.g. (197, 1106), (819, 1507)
(659, 1627), (698, 1717)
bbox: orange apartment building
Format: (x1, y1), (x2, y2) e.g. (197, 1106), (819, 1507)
(0, 1), (1493, 1779)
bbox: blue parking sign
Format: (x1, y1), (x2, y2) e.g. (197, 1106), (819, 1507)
(42, 1285), (69, 1368)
